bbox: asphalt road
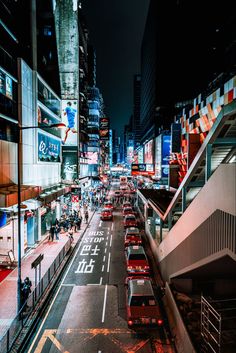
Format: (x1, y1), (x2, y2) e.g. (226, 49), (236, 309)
(26, 183), (175, 353)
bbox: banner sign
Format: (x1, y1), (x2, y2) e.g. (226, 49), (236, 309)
(131, 163), (155, 176)
(61, 100), (78, 146)
(38, 132), (60, 162)
(61, 150), (78, 181)
(99, 117), (109, 140)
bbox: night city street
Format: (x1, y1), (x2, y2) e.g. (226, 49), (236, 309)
(0, 1), (236, 353)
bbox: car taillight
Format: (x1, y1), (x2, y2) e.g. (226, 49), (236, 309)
(157, 319), (163, 326)
(128, 320), (133, 326)
(127, 266), (133, 270)
(144, 266), (149, 269)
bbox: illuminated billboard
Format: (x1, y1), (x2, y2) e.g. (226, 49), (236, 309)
(138, 148), (144, 163)
(38, 132), (61, 162)
(131, 164), (155, 176)
(87, 151), (98, 164)
(127, 146), (134, 165)
(144, 139), (153, 164)
(61, 100), (78, 146)
(155, 134), (171, 179)
(99, 117), (109, 140)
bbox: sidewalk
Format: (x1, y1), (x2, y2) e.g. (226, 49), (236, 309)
(0, 209), (94, 340)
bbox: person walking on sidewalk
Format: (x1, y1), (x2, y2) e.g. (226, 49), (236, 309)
(55, 224), (60, 240)
(84, 210), (89, 223)
(21, 276), (32, 308)
(49, 225), (55, 241)
(68, 227), (74, 242)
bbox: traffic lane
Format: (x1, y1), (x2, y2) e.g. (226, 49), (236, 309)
(40, 286), (154, 353)
(63, 212), (112, 286)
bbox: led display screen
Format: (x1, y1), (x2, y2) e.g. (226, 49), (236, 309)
(61, 100), (78, 146)
(144, 139), (153, 164)
(38, 132), (61, 162)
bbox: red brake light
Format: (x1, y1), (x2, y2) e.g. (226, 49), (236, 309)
(158, 319), (163, 325)
(128, 320), (133, 326)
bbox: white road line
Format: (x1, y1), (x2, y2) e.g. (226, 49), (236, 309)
(110, 234), (113, 247)
(61, 284), (75, 287)
(111, 223), (114, 231)
(105, 241), (108, 246)
(100, 277), (103, 285)
(104, 248), (107, 254)
(103, 255), (106, 262)
(101, 284), (108, 323)
(27, 230), (86, 353)
(99, 221), (102, 227)
(107, 252), (111, 272)
(102, 265), (104, 272)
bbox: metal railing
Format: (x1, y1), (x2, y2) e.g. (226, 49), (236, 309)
(0, 238), (71, 353)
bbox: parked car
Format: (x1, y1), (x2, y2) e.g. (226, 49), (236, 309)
(100, 208), (113, 221)
(123, 207), (134, 217)
(114, 190), (121, 197)
(126, 277), (163, 328)
(124, 214), (138, 228)
(125, 245), (150, 275)
(124, 227), (142, 247)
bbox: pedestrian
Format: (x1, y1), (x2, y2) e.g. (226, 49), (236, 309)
(49, 225), (55, 241)
(68, 227), (74, 242)
(55, 218), (59, 225)
(76, 216), (82, 230)
(55, 224), (60, 240)
(84, 210), (89, 223)
(21, 276), (32, 307)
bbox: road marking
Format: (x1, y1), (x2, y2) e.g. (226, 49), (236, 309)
(99, 221), (102, 227)
(61, 283), (75, 287)
(103, 256), (106, 262)
(101, 284), (108, 323)
(87, 277), (103, 286)
(104, 248), (107, 254)
(111, 223), (114, 231)
(110, 234), (113, 247)
(107, 252), (111, 272)
(105, 241), (108, 246)
(27, 224), (89, 353)
(102, 265), (104, 272)
(100, 276), (103, 285)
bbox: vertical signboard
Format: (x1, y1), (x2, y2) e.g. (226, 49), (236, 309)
(38, 132), (61, 162)
(99, 117), (109, 140)
(61, 149), (78, 181)
(144, 140), (153, 164)
(161, 135), (171, 178)
(61, 100), (78, 146)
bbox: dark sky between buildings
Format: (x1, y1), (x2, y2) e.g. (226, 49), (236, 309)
(82, 0), (150, 136)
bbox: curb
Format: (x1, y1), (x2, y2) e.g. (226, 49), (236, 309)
(9, 210), (96, 353)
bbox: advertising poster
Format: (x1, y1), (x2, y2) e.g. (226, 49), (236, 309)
(138, 148), (144, 163)
(38, 132), (61, 162)
(0, 70), (5, 95)
(61, 100), (78, 146)
(162, 135), (171, 178)
(131, 164), (155, 176)
(155, 135), (162, 179)
(87, 151), (98, 164)
(127, 146), (134, 165)
(61, 150), (78, 181)
(5, 76), (13, 99)
(144, 139), (153, 164)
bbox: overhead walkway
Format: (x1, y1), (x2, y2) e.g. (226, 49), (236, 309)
(138, 100), (236, 284)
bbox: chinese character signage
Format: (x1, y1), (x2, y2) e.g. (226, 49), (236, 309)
(61, 100), (78, 146)
(99, 117), (109, 140)
(38, 132), (61, 162)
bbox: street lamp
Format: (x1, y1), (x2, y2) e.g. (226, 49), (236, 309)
(17, 122), (66, 314)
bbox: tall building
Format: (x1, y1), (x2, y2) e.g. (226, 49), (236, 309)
(140, 0), (236, 143)
(132, 74), (142, 149)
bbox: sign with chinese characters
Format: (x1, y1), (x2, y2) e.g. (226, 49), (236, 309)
(38, 132), (61, 162)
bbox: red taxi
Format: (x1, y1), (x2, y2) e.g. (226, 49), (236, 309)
(123, 207), (134, 217)
(104, 201), (114, 211)
(126, 277), (163, 328)
(125, 246), (150, 275)
(124, 227), (142, 247)
(100, 208), (113, 221)
(124, 214), (138, 228)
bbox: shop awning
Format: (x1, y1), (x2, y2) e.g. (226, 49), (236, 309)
(38, 184), (71, 205)
(0, 184), (41, 208)
(138, 189), (174, 217)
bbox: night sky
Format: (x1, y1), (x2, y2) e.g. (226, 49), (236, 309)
(82, 0), (150, 136)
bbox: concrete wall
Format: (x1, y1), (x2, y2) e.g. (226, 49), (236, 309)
(157, 163), (236, 263)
